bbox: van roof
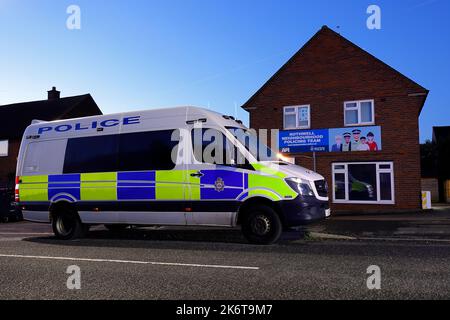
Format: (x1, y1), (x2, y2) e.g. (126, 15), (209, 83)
(23, 106), (246, 132)
(27, 106), (225, 123)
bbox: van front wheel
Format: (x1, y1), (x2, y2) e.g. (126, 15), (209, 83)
(241, 205), (282, 245)
(52, 211), (86, 240)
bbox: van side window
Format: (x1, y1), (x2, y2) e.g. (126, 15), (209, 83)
(118, 130), (179, 171)
(63, 135), (119, 174)
(63, 130), (180, 174)
(191, 128), (250, 168)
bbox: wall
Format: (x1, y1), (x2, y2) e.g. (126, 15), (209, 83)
(0, 139), (20, 186)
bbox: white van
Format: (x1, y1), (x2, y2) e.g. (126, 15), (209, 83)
(15, 106), (329, 244)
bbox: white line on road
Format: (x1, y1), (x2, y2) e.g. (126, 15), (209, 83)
(0, 254), (260, 270)
(0, 233), (53, 235)
(358, 237), (450, 243)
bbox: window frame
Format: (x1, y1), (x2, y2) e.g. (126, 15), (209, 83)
(332, 161), (395, 205)
(344, 99), (375, 126)
(190, 127), (253, 169)
(0, 140), (8, 157)
(283, 105), (311, 130)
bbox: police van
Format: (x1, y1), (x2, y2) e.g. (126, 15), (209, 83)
(15, 106), (329, 244)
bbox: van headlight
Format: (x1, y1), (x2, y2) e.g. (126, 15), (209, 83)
(285, 177), (314, 197)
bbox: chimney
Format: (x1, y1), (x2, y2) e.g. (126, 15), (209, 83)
(47, 86), (60, 100)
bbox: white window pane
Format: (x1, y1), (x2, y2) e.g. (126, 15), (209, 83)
(284, 107), (296, 113)
(23, 140), (67, 175)
(284, 114), (296, 128)
(345, 102), (357, 109)
(345, 109), (358, 125)
(334, 173), (346, 200)
(296, 107), (309, 127)
(361, 101), (373, 123)
(298, 120), (309, 127)
(380, 172), (393, 201)
(348, 164), (377, 201)
(298, 107), (309, 121)
(0, 140), (8, 157)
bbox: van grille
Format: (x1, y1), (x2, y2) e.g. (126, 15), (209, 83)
(314, 180), (328, 198)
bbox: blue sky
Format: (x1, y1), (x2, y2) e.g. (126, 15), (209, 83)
(0, 0), (448, 141)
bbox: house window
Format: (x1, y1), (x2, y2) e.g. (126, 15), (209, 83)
(332, 162), (394, 204)
(0, 140), (8, 157)
(344, 100), (374, 126)
(283, 105), (310, 129)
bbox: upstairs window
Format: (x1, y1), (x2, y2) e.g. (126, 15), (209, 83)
(283, 105), (310, 129)
(344, 100), (375, 126)
(0, 140), (8, 157)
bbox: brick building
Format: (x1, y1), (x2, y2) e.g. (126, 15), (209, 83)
(242, 26), (428, 212)
(0, 88), (102, 216)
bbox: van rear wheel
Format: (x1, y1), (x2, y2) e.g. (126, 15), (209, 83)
(52, 210), (86, 240)
(241, 205), (282, 245)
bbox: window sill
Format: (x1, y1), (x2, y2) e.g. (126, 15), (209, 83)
(283, 127), (311, 130)
(343, 123), (375, 127)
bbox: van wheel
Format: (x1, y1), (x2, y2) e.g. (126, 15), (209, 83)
(52, 210), (86, 240)
(241, 205), (282, 245)
(104, 224), (129, 232)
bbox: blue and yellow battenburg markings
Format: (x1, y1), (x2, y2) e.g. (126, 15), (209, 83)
(19, 167), (297, 203)
(199, 169), (248, 200)
(117, 172), (155, 200)
(48, 174), (81, 201)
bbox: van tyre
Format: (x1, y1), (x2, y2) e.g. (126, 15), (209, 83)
(52, 210), (87, 240)
(241, 205), (283, 245)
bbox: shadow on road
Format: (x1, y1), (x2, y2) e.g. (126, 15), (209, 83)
(22, 227), (308, 252)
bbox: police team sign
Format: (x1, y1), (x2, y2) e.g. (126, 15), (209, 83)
(279, 126), (382, 153)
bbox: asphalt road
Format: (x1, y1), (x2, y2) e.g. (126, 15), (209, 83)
(0, 222), (449, 300)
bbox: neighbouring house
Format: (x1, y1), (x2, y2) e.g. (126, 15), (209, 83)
(0, 87), (102, 218)
(241, 26), (428, 213)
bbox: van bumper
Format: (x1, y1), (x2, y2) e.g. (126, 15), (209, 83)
(279, 196), (330, 227)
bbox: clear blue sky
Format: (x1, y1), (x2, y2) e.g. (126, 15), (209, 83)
(1, 0), (448, 141)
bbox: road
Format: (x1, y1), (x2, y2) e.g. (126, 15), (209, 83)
(0, 222), (449, 300)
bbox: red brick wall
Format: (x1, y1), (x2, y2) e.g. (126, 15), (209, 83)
(246, 28), (427, 212)
(0, 139), (20, 186)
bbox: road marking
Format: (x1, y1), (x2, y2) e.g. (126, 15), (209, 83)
(0, 233), (53, 236)
(0, 254), (260, 270)
(358, 237), (450, 243)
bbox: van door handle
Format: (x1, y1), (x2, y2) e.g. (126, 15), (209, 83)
(190, 172), (204, 178)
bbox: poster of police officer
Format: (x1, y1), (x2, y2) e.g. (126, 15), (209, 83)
(328, 126), (382, 152)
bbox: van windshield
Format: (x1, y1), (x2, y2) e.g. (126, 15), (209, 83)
(226, 127), (279, 162)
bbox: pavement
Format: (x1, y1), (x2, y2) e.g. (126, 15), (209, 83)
(309, 206), (450, 241)
(1, 216), (450, 300)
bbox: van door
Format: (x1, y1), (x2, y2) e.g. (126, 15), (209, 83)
(186, 127), (250, 226)
(116, 128), (188, 225)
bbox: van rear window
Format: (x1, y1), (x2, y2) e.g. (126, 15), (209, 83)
(63, 130), (179, 174)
